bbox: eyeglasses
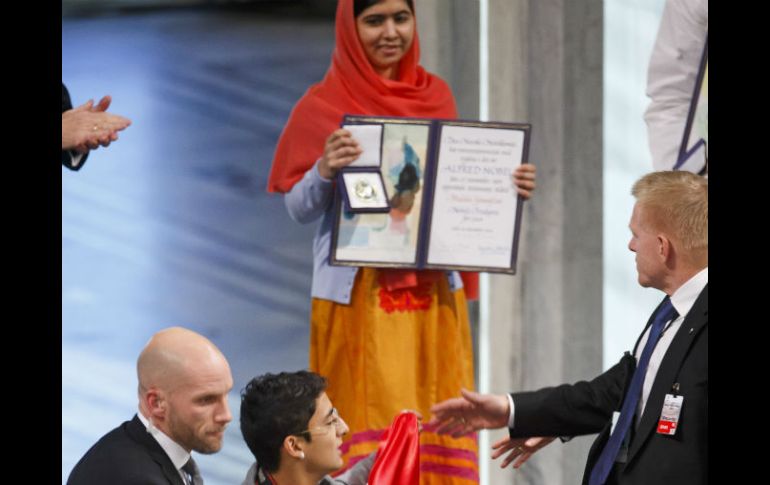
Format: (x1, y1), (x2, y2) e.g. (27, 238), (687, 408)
(295, 407), (347, 437)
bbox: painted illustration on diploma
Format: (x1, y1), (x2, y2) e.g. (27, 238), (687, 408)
(387, 138), (422, 239)
(336, 122), (430, 264)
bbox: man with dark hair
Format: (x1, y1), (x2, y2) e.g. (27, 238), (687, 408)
(240, 371), (374, 485)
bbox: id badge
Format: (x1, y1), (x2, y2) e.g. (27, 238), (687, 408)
(657, 393), (683, 435)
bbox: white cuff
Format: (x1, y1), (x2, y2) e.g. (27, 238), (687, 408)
(507, 394), (515, 429)
(70, 150), (84, 168)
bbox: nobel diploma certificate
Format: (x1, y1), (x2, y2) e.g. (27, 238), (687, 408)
(331, 115), (530, 273)
(426, 125), (524, 269)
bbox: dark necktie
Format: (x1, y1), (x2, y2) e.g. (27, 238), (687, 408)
(588, 297), (679, 485)
(182, 457), (204, 485)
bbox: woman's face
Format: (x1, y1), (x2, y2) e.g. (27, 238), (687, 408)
(356, 0), (415, 80)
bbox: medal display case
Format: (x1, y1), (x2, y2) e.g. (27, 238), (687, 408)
(337, 123), (391, 213)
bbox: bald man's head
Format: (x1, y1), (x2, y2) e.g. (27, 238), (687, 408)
(137, 327), (233, 453)
(138, 327), (227, 394)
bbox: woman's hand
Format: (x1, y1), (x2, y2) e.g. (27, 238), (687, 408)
(511, 163), (537, 200)
(318, 129), (363, 180)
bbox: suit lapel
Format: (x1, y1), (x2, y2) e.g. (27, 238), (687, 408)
(627, 285), (708, 462)
(126, 415), (187, 485)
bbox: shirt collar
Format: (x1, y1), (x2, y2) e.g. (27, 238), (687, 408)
(670, 267), (708, 319)
(137, 411), (192, 472)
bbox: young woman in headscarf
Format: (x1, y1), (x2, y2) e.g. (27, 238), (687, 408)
(266, 1), (536, 483)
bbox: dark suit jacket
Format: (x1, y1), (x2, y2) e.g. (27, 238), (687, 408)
(62, 83), (87, 170)
(510, 285), (708, 485)
(67, 414), (187, 485)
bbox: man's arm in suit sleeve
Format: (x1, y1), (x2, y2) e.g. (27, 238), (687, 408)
(62, 83), (88, 170)
(510, 352), (635, 438)
(62, 149), (87, 170)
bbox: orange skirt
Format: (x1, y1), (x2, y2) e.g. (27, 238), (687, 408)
(311, 268), (478, 485)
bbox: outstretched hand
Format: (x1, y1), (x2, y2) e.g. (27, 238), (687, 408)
(428, 389), (510, 438)
(491, 435), (556, 469)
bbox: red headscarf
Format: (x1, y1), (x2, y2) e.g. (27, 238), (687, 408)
(266, 0), (479, 298)
(267, 0), (457, 193)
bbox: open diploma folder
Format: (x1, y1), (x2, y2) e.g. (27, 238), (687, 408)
(331, 115), (531, 273)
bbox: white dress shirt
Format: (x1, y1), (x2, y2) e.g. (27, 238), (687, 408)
(635, 267), (707, 424)
(137, 412), (192, 484)
(69, 151), (85, 168)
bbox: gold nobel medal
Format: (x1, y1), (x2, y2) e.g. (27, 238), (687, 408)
(354, 178), (376, 201)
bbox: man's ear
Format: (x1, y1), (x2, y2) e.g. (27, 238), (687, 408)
(657, 234), (671, 263)
(283, 434), (306, 459)
(145, 388), (166, 419)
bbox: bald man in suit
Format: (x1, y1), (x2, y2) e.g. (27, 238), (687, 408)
(68, 327), (233, 485)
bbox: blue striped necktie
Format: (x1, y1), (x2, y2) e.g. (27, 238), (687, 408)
(588, 297), (678, 485)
